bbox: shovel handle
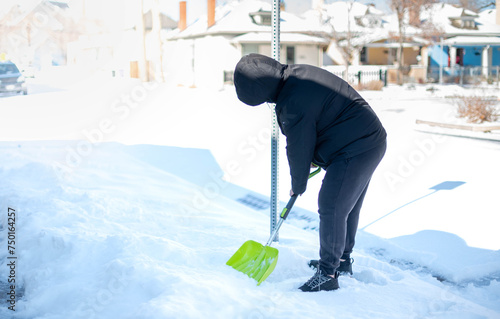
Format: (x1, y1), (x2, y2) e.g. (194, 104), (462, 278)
(281, 164), (320, 220)
(309, 163), (321, 179)
(279, 194), (298, 220)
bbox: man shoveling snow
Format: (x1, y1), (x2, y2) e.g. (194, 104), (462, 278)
(234, 54), (387, 291)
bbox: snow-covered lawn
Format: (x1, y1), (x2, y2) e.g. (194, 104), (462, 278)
(0, 73), (499, 318)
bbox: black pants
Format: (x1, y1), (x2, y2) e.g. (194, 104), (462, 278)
(318, 141), (386, 275)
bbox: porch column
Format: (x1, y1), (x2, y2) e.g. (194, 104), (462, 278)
(351, 49), (360, 66)
(482, 45), (491, 76)
(449, 46), (457, 68)
(420, 46), (428, 67)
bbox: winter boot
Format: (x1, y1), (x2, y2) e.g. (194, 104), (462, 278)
(308, 256), (354, 276)
(299, 269), (340, 292)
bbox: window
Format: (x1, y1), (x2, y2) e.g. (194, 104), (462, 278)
(242, 44), (259, 56)
(456, 48), (464, 66)
(450, 17), (477, 30)
(261, 15), (272, 25)
(0, 63), (19, 74)
(249, 10), (272, 26)
(360, 47), (367, 63)
(464, 20), (476, 29)
(390, 48), (397, 61)
(286, 46), (295, 65)
(223, 70), (234, 84)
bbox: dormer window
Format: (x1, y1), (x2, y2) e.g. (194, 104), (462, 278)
(355, 15), (382, 28)
(463, 19), (475, 29)
(449, 17), (477, 29)
(449, 10), (478, 30)
(249, 10), (272, 26)
(354, 7), (383, 28)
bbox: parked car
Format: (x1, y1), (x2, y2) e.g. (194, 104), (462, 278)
(0, 61), (27, 95)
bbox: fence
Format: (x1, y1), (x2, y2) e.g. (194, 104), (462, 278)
(224, 67), (388, 87)
(325, 65), (500, 86)
(226, 65), (500, 87)
(427, 66), (500, 85)
(323, 66), (388, 87)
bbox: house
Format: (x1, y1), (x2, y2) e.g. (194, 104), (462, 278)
(67, 8), (177, 80)
(311, 0), (500, 83)
(0, 0), (79, 71)
(164, 0), (328, 89)
(302, 1), (429, 83)
(420, 3), (500, 80)
(306, 1), (426, 68)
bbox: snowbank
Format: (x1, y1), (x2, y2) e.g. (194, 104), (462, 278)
(0, 141), (498, 319)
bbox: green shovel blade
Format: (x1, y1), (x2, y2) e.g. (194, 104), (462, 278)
(226, 240), (279, 285)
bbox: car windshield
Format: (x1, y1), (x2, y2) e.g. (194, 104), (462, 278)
(0, 63), (20, 75)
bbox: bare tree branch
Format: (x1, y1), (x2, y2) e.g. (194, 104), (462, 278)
(389, 0), (438, 84)
(452, 0), (496, 12)
(477, 1), (496, 11)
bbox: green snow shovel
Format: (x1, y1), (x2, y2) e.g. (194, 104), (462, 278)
(226, 165), (321, 285)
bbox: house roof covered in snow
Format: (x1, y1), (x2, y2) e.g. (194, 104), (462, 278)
(322, 1), (386, 33)
(443, 35), (500, 45)
(143, 10), (178, 30)
(420, 3), (500, 36)
(0, 0), (72, 31)
(303, 1), (429, 47)
(478, 8), (497, 25)
(167, 0), (499, 49)
(333, 2), (500, 47)
(48, 1), (69, 9)
(300, 1), (391, 39)
(231, 32), (328, 45)
(168, 0), (326, 40)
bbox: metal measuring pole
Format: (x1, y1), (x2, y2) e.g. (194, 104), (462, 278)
(270, 0), (280, 242)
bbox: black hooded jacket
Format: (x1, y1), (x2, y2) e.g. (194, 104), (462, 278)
(234, 53), (386, 195)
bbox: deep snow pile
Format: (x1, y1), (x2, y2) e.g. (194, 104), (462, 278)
(0, 141), (499, 319)
(0, 74), (499, 318)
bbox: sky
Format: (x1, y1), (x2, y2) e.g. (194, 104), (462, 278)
(67, 0), (393, 31)
(0, 0), (392, 29)
(168, 0), (392, 23)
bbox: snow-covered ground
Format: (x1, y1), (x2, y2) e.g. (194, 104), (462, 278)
(0, 71), (499, 318)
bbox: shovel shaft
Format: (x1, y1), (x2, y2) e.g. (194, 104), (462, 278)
(269, 165), (320, 244)
(266, 218), (284, 246)
(265, 194), (298, 246)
